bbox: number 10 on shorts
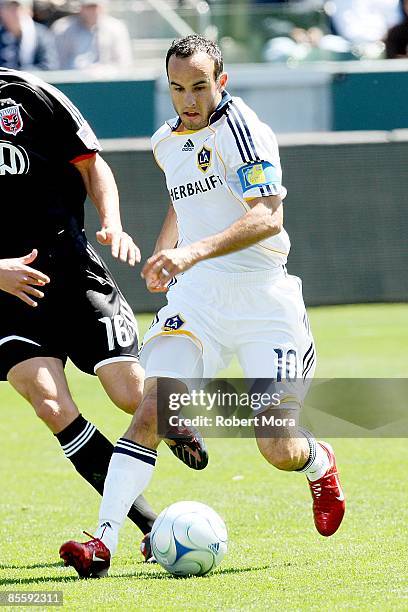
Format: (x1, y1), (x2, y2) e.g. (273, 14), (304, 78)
(274, 348), (297, 381)
(99, 315), (134, 350)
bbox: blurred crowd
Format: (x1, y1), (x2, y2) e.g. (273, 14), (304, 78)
(1, 0), (408, 72)
(0, 0), (132, 71)
(263, 0), (408, 62)
(385, 0), (408, 57)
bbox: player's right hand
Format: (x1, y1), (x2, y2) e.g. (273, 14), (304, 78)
(96, 227), (141, 267)
(0, 249), (50, 307)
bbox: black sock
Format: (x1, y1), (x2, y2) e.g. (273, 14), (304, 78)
(55, 414), (157, 534)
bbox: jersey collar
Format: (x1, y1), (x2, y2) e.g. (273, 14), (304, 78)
(209, 90), (232, 125)
(167, 90), (232, 132)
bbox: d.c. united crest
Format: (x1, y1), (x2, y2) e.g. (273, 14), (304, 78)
(197, 145), (212, 173)
(0, 99), (23, 136)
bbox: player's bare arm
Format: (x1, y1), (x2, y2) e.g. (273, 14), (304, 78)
(146, 204), (178, 293)
(0, 249), (50, 307)
(142, 194), (282, 287)
(73, 153), (141, 266)
(153, 204), (178, 254)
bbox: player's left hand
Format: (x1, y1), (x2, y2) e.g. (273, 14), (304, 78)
(96, 227), (141, 266)
(141, 247), (198, 288)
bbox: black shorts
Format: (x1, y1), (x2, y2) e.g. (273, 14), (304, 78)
(0, 236), (139, 380)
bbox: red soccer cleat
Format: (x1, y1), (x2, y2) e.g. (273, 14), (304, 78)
(140, 532), (156, 563)
(308, 442), (345, 537)
(59, 532), (110, 578)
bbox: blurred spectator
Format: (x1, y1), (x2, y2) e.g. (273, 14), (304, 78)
(0, 0), (58, 69)
(33, 0), (73, 28)
(52, 0), (132, 71)
(326, 0), (401, 45)
(263, 25), (354, 62)
(385, 0), (408, 57)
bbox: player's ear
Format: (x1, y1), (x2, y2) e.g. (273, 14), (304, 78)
(218, 72), (228, 92)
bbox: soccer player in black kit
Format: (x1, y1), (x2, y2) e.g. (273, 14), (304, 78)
(0, 68), (207, 564)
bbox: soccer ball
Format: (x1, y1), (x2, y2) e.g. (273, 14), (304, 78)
(150, 501), (228, 576)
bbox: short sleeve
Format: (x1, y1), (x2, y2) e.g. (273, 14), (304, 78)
(42, 83), (102, 163)
(217, 99), (285, 200)
(151, 122), (172, 172)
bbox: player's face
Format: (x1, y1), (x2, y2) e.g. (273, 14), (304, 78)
(168, 52), (228, 131)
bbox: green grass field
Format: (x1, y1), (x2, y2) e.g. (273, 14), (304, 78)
(1, 304), (407, 610)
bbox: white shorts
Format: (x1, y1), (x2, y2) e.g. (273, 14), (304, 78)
(140, 266), (316, 403)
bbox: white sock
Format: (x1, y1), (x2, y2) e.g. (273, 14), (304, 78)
(94, 438), (157, 555)
(297, 432), (330, 482)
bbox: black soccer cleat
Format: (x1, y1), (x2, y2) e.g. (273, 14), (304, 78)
(164, 424), (209, 470)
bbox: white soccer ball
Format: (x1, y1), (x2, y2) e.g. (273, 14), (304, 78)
(150, 501), (228, 576)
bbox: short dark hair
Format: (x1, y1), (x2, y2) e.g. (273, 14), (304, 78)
(166, 35), (224, 81)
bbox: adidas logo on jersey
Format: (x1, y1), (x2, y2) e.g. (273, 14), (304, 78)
(182, 139), (194, 151)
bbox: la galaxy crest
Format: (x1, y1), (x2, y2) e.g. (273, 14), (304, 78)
(0, 99), (23, 136)
(197, 145), (212, 173)
(162, 314), (185, 331)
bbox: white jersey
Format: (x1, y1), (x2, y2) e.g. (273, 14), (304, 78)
(151, 93), (291, 273)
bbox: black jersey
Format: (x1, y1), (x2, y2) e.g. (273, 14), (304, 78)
(0, 68), (102, 257)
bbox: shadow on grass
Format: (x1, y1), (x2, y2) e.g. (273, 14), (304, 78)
(0, 562), (62, 570)
(0, 571), (141, 587)
(213, 564), (271, 576)
(0, 575), (79, 587)
(128, 564), (271, 580)
(0, 564), (271, 586)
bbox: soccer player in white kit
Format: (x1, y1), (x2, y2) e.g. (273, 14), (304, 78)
(60, 35), (345, 577)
